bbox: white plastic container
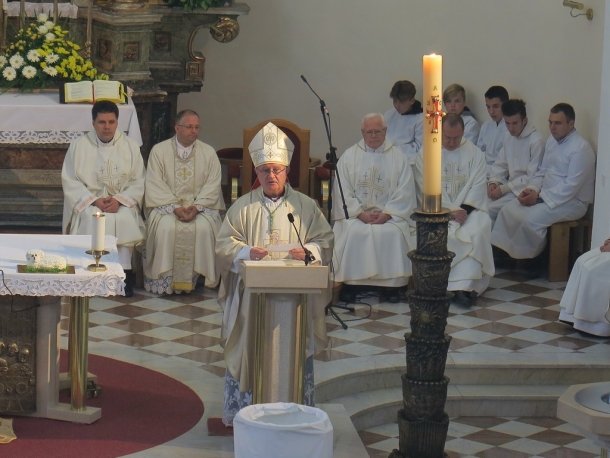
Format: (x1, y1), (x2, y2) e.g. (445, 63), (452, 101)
(233, 403), (333, 458)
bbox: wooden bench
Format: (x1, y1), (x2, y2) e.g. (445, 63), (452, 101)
(548, 217), (592, 282)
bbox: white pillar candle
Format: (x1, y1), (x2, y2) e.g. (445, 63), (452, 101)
(422, 53), (443, 199)
(92, 212), (105, 251)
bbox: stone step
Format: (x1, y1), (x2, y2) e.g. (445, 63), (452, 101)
(331, 384), (570, 432)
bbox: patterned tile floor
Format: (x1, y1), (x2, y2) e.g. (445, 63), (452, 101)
(60, 268), (610, 457)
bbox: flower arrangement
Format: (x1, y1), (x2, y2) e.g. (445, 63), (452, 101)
(0, 13), (107, 91)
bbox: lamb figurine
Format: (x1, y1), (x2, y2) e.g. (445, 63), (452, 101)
(26, 249), (67, 271)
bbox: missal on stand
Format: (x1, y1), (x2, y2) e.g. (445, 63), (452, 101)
(60, 80), (126, 104)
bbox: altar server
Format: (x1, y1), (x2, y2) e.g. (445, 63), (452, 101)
(477, 85), (509, 167)
(143, 109), (225, 294)
(491, 103), (595, 259)
(62, 100), (145, 297)
(216, 122), (333, 426)
(443, 83), (480, 144)
(383, 80), (423, 164)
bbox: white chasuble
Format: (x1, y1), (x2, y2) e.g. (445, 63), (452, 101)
(416, 138), (494, 293)
(216, 186), (333, 401)
(62, 131), (145, 247)
(332, 141), (415, 287)
(144, 138), (224, 294)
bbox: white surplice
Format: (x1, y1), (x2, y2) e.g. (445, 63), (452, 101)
(462, 111), (480, 144)
(559, 247), (610, 336)
(477, 118), (507, 166)
(487, 122), (545, 223)
(416, 138), (494, 293)
(332, 140), (416, 287)
(384, 103), (423, 164)
(61, 131), (145, 249)
(491, 129), (595, 259)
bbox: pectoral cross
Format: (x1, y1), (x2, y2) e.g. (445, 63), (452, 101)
(426, 95), (445, 133)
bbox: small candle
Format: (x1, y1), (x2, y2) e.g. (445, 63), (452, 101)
(422, 53), (443, 199)
(92, 212), (106, 251)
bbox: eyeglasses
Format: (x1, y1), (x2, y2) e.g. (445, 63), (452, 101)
(363, 128), (386, 136)
(177, 124), (200, 130)
(257, 167), (287, 176)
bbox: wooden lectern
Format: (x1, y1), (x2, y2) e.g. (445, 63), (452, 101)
(240, 260), (329, 404)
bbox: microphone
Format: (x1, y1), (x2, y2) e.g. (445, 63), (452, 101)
(300, 74), (328, 114)
(287, 213), (315, 266)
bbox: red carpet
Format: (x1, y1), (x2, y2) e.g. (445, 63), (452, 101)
(2, 351), (204, 457)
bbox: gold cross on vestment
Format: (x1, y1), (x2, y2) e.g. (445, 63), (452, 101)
(357, 167), (384, 199)
(426, 95), (445, 133)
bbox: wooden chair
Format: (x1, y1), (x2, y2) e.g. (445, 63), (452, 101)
(242, 119), (313, 195)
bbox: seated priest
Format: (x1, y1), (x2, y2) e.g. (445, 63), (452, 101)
(62, 100), (145, 297)
(558, 236), (610, 337)
(143, 109), (225, 294)
(332, 113), (416, 303)
(416, 113), (494, 306)
(215, 121), (333, 426)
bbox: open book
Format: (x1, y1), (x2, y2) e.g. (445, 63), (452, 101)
(60, 80), (126, 104)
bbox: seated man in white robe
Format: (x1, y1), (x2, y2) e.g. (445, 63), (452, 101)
(215, 122), (333, 426)
(416, 114), (494, 306)
(62, 100), (145, 297)
(332, 113), (416, 303)
(143, 109), (225, 294)
(443, 83), (480, 144)
(559, 236), (610, 337)
(491, 103), (596, 260)
(477, 85), (509, 168)
(487, 99), (545, 224)
(383, 80), (423, 165)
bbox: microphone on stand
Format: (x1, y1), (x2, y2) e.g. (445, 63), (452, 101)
(287, 213), (315, 266)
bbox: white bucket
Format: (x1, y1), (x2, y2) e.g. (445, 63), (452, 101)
(233, 402), (333, 458)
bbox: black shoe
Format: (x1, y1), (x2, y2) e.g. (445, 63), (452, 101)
(452, 290), (474, 307)
(124, 270), (135, 297)
(339, 285), (356, 303)
(381, 287), (400, 303)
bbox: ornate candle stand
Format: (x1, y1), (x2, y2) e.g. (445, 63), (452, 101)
(390, 209), (454, 458)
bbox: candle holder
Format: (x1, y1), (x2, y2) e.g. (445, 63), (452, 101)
(85, 249), (109, 272)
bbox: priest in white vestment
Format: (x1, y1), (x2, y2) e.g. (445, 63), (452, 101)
(383, 80), (423, 165)
(332, 113), (416, 303)
(144, 110), (225, 294)
(487, 99), (545, 224)
(62, 101), (145, 296)
(416, 114), (494, 306)
(491, 103), (596, 259)
(216, 122), (333, 426)
(476, 85), (509, 167)
(559, 237), (610, 337)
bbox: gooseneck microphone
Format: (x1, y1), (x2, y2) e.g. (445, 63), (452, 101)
(287, 213), (315, 266)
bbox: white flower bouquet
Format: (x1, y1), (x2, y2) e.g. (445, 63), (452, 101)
(0, 14), (107, 91)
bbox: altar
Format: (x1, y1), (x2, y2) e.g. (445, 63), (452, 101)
(0, 234), (124, 423)
(0, 92), (142, 229)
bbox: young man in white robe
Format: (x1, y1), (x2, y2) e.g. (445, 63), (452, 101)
(215, 122), (333, 426)
(332, 113), (416, 303)
(491, 103), (596, 260)
(487, 99), (545, 224)
(143, 109), (225, 294)
(383, 80), (423, 165)
(416, 114), (494, 306)
(558, 237), (610, 337)
(443, 83), (480, 144)
(477, 85), (509, 167)
(62, 100), (145, 297)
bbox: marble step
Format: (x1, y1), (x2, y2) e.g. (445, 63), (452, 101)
(315, 354), (610, 403)
(331, 384), (570, 432)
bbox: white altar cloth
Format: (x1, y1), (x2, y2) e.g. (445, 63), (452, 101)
(0, 234), (125, 297)
(0, 92), (142, 145)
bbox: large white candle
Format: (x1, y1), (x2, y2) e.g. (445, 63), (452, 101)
(92, 212), (105, 251)
(422, 54), (443, 200)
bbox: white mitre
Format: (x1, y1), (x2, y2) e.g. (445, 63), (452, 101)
(248, 122), (294, 167)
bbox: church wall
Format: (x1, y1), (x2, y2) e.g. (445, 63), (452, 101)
(184, 0), (604, 161)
